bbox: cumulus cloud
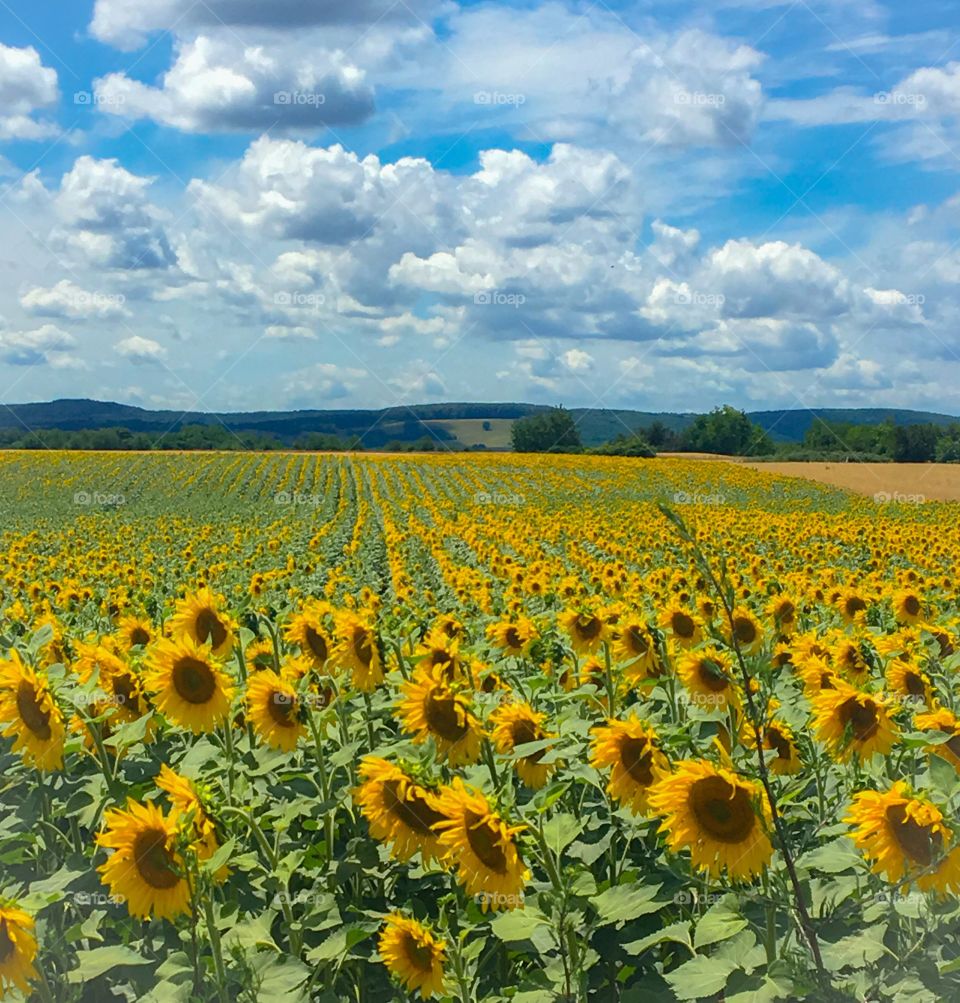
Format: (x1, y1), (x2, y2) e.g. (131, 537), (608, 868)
(0, 44), (58, 140)
(0, 325), (79, 367)
(94, 35), (374, 132)
(21, 280), (129, 319)
(115, 335), (167, 363)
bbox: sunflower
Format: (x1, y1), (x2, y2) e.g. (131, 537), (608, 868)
(144, 636), (234, 734)
(97, 800), (191, 920)
(412, 631), (463, 682)
(758, 720), (802, 775)
(433, 778), (529, 909)
(284, 604), (333, 669)
(246, 669), (305, 752)
(379, 913), (447, 999)
(354, 757), (445, 863)
(155, 764), (227, 879)
(793, 653), (838, 696)
(885, 658), (930, 707)
(726, 607), (763, 654)
(0, 650), (65, 770)
(117, 614), (154, 651)
(891, 590), (924, 626)
(0, 904), (37, 996)
(677, 646), (738, 713)
(846, 782), (960, 894)
(397, 668), (482, 766)
(486, 618), (537, 656)
(75, 643), (150, 724)
(168, 588), (236, 658)
(334, 612), (384, 691)
(490, 702), (557, 789)
(244, 637), (277, 674)
(829, 636), (872, 685)
(559, 608), (608, 655)
(590, 716), (668, 814)
(914, 708), (960, 772)
(811, 682), (899, 761)
(767, 595), (798, 636)
(838, 590), (869, 624)
(658, 605), (702, 649)
(648, 760), (773, 881)
(613, 621), (662, 683)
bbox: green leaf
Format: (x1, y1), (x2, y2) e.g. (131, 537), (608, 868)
(541, 813), (581, 856)
(67, 945), (151, 983)
(693, 898), (748, 950)
(590, 883), (666, 927)
(623, 921), (693, 956)
(820, 924), (889, 971)
(202, 837), (236, 874)
(489, 908), (549, 943)
(663, 955), (738, 1000)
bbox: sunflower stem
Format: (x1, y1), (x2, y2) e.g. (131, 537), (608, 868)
(221, 718), (236, 806)
(307, 708), (335, 876)
(203, 892), (229, 1003)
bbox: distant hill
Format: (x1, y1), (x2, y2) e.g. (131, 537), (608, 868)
(0, 399), (955, 449)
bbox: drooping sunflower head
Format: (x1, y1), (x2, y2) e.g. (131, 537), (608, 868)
(0, 650), (65, 771)
(885, 658), (930, 708)
(613, 621), (662, 682)
(354, 757), (445, 863)
(0, 904), (37, 996)
(812, 682), (899, 762)
(914, 707), (960, 772)
(396, 668), (482, 767)
(727, 607), (763, 654)
(590, 715), (668, 814)
(155, 764), (227, 881)
(432, 778), (529, 909)
(144, 636), (234, 734)
(378, 913), (447, 999)
(490, 701), (557, 789)
(767, 595), (798, 635)
(761, 720), (802, 775)
(97, 799), (191, 920)
(648, 759), (773, 881)
(846, 782), (960, 894)
(245, 669), (305, 752)
(829, 635), (873, 684)
(169, 588), (236, 658)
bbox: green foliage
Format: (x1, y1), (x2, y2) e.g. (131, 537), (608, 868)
(590, 432), (657, 457)
(511, 407), (583, 452)
(682, 405), (775, 456)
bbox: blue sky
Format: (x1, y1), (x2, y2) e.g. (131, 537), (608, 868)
(0, 0), (958, 413)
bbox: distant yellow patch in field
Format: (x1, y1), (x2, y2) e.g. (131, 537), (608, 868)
(425, 417), (514, 448)
(740, 461), (960, 502)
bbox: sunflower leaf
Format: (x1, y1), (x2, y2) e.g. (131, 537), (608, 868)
(693, 898), (748, 949)
(590, 882), (666, 927)
(663, 955), (738, 1000)
(67, 945), (152, 982)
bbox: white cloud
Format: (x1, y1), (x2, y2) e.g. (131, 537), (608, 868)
(0, 324), (78, 367)
(115, 335), (167, 363)
(0, 44), (58, 140)
(21, 280), (129, 319)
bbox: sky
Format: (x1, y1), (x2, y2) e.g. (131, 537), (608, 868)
(0, 0), (959, 415)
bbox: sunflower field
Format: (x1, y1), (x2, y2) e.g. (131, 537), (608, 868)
(1, 449), (960, 1002)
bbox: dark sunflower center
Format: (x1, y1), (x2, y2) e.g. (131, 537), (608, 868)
(195, 609), (228, 650)
(576, 616), (601, 641)
(776, 602), (795, 623)
(671, 612), (695, 638)
(765, 727), (792, 761)
(268, 690), (298, 727)
(625, 626), (649, 655)
(903, 596), (921, 616)
(172, 657), (217, 705)
(690, 775), (756, 844)
(504, 627), (522, 650)
(839, 697), (879, 742)
(304, 626), (328, 662)
(732, 617), (757, 644)
(352, 628), (373, 667)
(510, 718), (545, 762)
(905, 672), (926, 697)
(383, 779), (444, 834)
(886, 803), (941, 867)
(111, 673), (140, 710)
(845, 597), (867, 616)
(16, 679), (52, 740)
(697, 659), (729, 693)
(945, 733), (960, 762)
(130, 627), (150, 647)
(133, 828), (182, 889)
(464, 812), (508, 873)
(619, 737), (654, 785)
(424, 691), (469, 742)
(403, 934), (437, 973)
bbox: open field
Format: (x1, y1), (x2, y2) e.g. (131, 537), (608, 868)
(1, 451), (959, 1002)
(423, 417), (516, 449)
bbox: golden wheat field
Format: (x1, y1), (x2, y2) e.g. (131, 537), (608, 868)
(1, 449), (960, 1002)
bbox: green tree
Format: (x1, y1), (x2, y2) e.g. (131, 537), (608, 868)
(511, 407), (582, 453)
(682, 405), (774, 456)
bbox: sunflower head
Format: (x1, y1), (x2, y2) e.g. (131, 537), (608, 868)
(379, 913), (447, 999)
(812, 681), (899, 762)
(0, 904), (37, 996)
(0, 651), (65, 771)
(144, 636), (234, 734)
(169, 588), (236, 658)
(490, 701), (557, 789)
(590, 716), (668, 814)
(396, 668), (483, 766)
